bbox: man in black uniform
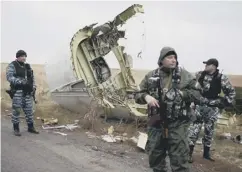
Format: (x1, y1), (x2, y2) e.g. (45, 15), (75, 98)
(6, 50), (39, 136)
(188, 58), (236, 162)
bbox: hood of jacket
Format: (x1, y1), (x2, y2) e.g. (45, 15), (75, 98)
(157, 46), (178, 66)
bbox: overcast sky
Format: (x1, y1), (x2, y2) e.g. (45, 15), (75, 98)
(1, 1), (242, 75)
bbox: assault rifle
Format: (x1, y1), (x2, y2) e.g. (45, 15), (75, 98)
(5, 88), (15, 99)
(147, 74), (168, 139)
(157, 75), (168, 139)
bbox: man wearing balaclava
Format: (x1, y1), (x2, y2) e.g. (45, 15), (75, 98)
(6, 50), (39, 136)
(187, 58), (236, 163)
(135, 47), (206, 172)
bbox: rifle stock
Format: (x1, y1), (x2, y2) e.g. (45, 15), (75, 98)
(6, 89), (15, 99)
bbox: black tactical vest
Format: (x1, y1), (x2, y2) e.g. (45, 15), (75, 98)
(198, 71), (222, 99)
(11, 61), (32, 89)
(12, 61), (26, 79)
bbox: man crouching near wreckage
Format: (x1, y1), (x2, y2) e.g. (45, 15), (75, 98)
(6, 50), (39, 136)
(135, 47), (207, 172)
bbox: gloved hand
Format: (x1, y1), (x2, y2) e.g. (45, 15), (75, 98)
(21, 79), (28, 85)
(145, 95), (159, 107)
(218, 97), (234, 108)
(223, 97), (234, 106)
(15, 78), (28, 87)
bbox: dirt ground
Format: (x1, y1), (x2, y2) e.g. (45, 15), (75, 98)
(1, 97), (242, 172)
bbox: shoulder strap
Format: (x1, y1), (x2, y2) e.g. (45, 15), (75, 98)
(11, 61), (18, 77)
(25, 63), (31, 70)
(216, 73), (222, 88)
(217, 73), (222, 80)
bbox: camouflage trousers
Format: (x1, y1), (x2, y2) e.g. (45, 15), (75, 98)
(12, 90), (34, 124)
(188, 105), (219, 147)
(146, 120), (191, 172)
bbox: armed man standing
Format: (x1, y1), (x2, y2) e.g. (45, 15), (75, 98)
(135, 47), (206, 172)
(188, 58), (236, 163)
(6, 50), (39, 136)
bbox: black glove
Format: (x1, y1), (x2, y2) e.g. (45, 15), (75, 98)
(220, 97), (233, 108)
(217, 100), (225, 109)
(14, 78), (28, 87)
(209, 97), (231, 109)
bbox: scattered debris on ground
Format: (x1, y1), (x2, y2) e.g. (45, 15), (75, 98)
(1, 95), (242, 171)
(41, 118), (58, 125)
(53, 131), (68, 136)
(42, 123), (80, 130)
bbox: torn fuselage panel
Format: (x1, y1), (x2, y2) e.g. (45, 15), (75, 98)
(70, 4), (147, 116)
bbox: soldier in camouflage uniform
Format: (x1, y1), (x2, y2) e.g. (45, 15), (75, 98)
(135, 47), (206, 172)
(6, 50), (39, 136)
(188, 58), (236, 162)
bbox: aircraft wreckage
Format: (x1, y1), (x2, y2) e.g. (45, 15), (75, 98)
(51, 4), (147, 121)
(51, 4), (240, 125)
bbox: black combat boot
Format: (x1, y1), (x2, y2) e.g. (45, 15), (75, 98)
(203, 146), (215, 161)
(27, 123), (39, 134)
(188, 145), (194, 163)
(13, 123), (21, 136)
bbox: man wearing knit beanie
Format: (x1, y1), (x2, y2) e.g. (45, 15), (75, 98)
(6, 50), (39, 136)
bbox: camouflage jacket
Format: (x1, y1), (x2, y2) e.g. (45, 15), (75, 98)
(6, 61), (36, 89)
(195, 70), (236, 106)
(135, 66), (204, 121)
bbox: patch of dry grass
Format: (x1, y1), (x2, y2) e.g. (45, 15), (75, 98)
(213, 140), (242, 168)
(193, 116), (242, 168)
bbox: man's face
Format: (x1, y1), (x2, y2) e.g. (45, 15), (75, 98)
(17, 56), (26, 63)
(204, 64), (215, 72)
(161, 55), (177, 68)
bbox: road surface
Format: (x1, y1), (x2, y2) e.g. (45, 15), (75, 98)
(1, 117), (241, 172)
(1, 117), (151, 172)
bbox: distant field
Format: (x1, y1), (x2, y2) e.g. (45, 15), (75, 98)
(1, 63), (49, 101)
(1, 62), (242, 100)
